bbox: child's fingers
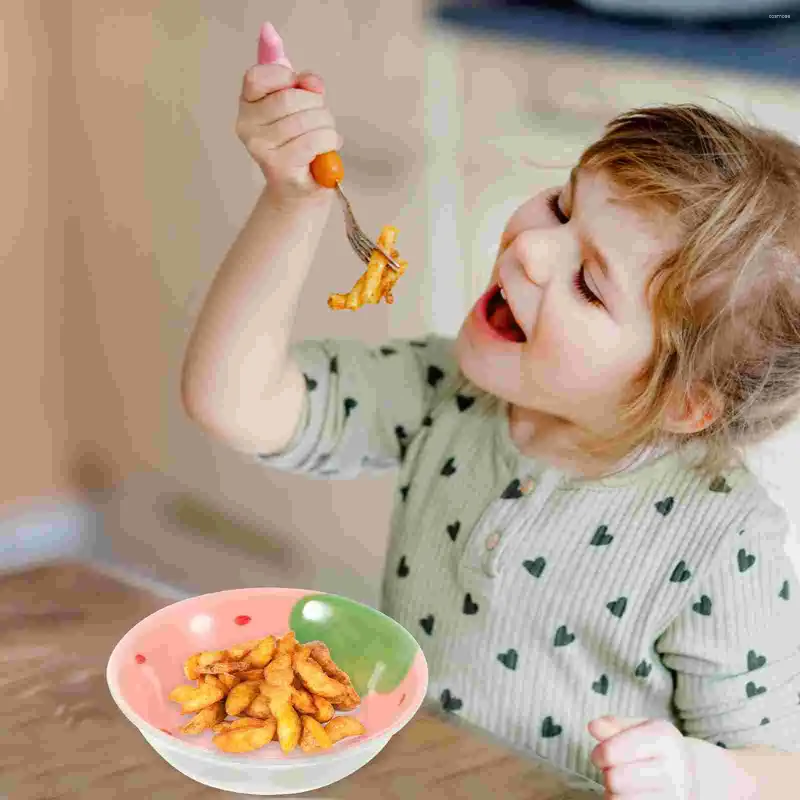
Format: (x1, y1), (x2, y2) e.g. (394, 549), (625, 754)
(267, 128), (342, 171)
(239, 87), (325, 130)
(262, 108), (337, 151)
(241, 63), (295, 102)
(293, 71), (325, 95)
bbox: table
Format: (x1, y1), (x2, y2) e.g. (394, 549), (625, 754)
(0, 563), (603, 799)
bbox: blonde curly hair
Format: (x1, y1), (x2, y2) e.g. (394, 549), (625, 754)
(568, 103), (800, 477)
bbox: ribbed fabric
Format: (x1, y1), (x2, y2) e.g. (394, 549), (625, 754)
(257, 334), (800, 784)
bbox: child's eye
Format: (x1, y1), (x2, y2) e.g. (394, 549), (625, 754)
(546, 191), (603, 308)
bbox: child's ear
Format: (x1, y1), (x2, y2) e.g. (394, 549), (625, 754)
(662, 384), (724, 434)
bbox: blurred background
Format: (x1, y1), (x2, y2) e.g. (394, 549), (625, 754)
(3, 0), (800, 608)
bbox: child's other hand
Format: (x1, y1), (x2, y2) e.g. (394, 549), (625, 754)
(589, 716), (693, 799)
(235, 65), (342, 200)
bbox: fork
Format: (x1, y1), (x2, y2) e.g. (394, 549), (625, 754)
(258, 22), (401, 273)
(331, 181), (403, 272)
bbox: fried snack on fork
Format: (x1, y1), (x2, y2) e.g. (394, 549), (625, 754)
(328, 225), (408, 310)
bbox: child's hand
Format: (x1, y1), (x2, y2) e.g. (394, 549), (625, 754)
(588, 716), (694, 799)
(235, 64), (343, 200)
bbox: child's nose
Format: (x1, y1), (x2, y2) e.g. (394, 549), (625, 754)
(514, 226), (581, 289)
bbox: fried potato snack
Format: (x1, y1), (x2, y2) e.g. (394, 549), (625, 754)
(328, 226), (408, 310)
(324, 715), (367, 744)
(181, 701), (226, 735)
(167, 630), (365, 755)
(293, 646), (347, 699)
(306, 641), (361, 710)
(300, 715), (333, 753)
(225, 680), (261, 716)
(212, 719), (276, 753)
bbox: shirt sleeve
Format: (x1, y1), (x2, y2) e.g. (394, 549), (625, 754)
(254, 334), (460, 479)
(655, 491), (800, 752)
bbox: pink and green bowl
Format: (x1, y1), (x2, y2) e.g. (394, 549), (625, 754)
(106, 587), (429, 795)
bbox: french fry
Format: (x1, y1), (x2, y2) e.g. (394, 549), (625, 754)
(299, 715), (333, 753)
(264, 652), (294, 687)
(247, 635), (277, 668)
(324, 715), (366, 744)
(290, 685), (317, 715)
(213, 717), (268, 734)
(169, 681), (225, 714)
(217, 673), (240, 691)
(293, 646), (347, 699)
(212, 719), (276, 753)
(197, 650), (227, 668)
(264, 685), (301, 753)
(225, 680), (261, 716)
(276, 631), (297, 657)
(197, 660), (251, 675)
(181, 701), (226, 735)
(328, 226), (406, 310)
(312, 695), (335, 724)
(244, 694), (273, 720)
(226, 639), (261, 660)
(183, 653), (201, 681)
(306, 641), (361, 710)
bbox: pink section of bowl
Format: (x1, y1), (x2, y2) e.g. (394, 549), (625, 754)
(106, 587), (428, 766)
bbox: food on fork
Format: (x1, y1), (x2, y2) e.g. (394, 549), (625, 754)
(166, 629), (366, 754)
(328, 225), (408, 310)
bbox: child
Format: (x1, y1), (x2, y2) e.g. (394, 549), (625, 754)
(181, 55), (800, 798)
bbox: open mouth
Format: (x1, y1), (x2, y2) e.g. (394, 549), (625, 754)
(484, 284), (527, 343)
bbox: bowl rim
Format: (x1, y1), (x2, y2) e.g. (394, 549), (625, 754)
(106, 586), (429, 768)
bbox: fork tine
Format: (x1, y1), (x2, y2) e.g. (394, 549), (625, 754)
(335, 183), (402, 271)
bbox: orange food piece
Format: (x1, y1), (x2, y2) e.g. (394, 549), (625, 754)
(311, 151), (344, 189)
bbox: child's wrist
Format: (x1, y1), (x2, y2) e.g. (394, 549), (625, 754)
(685, 737), (758, 800)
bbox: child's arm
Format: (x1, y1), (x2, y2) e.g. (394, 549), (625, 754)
(181, 61), (339, 456)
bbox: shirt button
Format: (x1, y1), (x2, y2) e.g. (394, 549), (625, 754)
(486, 531), (501, 551)
(521, 477), (536, 495)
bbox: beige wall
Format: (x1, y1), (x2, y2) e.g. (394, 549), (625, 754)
(1, 2), (70, 507)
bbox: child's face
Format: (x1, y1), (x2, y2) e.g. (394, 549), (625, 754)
(455, 167), (679, 439)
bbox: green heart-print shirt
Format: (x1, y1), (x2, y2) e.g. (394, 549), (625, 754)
(256, 334), (800, 785)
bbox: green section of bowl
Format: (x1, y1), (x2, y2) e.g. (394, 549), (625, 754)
(289, 594), (418, 696)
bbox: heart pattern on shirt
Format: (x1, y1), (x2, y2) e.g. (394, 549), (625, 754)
(738, 548), (756, 573)
(440, 689), (462, 712)
(497, 649), (518, 670)
(379, 346), (397, 356)
(463, 593), (479, 615)
(427, 365), (445, 388)
(746, 681), (766, 698)
(422, 414), (433, 427)
(397, 556), (410, 578)
(343, 397), (357, 418)
(456, 394), (476, 412)
(501, 479), (524, 499)
(441, 457), (457, 477)
(554, 626), (575, 647)
(447, 521), (461, 542)
(400, 484), (410, 502)
(303, 373), (317, 391)
(591, 674), (609, 695)
(655, 497), (675, 516)
(523, 557), (546, 578)
(395, 425), (409, 461)
(692, 595), (712, 616)
(419, 614), (434, 635)
(779, 580), (790, 600)
(606, 597), (628, 618)
(669, 560), (692, 583)
(541, 716), (562, 738)
(330, 356), (338, 374)
(410, 340), (428, 349)
(635, 660), (652, 678)
(590, 525), (613, 546)
(761, 717), (770, 726)
(747, 650), (766, 671)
